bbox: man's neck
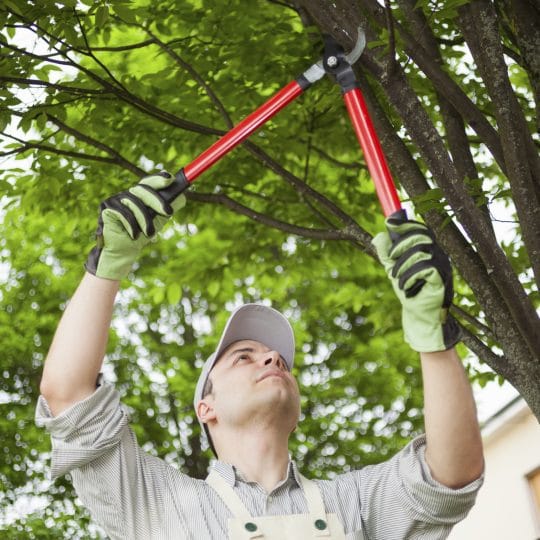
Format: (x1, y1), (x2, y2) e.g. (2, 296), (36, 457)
(215, 426), (291, 493)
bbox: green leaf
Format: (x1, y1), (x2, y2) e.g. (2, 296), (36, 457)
(113, 4), (138, 23)
(95, 5), (109, 28)
(207, 281), (220, 298)
(166, 282), (181, 305)
(3, 0), (23, 15)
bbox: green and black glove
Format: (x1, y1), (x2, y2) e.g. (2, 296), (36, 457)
(85, 172), (186, 280)
(372, 216), (460, 352)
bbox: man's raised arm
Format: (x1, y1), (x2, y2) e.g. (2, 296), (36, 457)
(40, 274), (119, 416)
(39, 172), (186, 417)
(420, 348), (483, 488)
(373, 217), (484, 489)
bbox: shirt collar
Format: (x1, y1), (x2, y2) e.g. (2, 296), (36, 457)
(210, 459), (302, 490)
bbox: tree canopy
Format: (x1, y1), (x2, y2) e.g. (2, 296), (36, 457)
(1, 0), (539, 537)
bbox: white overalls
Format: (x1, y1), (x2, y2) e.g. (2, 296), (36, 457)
(206, 470), (351, 540)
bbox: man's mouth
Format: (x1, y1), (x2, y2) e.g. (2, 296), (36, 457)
(257, 369), (286, 382)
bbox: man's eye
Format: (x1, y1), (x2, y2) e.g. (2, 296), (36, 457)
(234, 355), (250, 364)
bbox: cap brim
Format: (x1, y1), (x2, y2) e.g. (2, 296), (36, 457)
(213, 303), (295, 368)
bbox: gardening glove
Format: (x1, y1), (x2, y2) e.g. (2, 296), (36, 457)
(85, 171), (186, 280)
(372, 216), (460, 352)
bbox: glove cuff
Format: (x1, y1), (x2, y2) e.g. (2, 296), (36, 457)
(84, 246), (136, 281)
(442, 314), (461, 350)
(84, 246), (101, 277)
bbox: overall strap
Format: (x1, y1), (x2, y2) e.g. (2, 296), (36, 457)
(298, 474), (332, 538)
(206, 470), (253, 519)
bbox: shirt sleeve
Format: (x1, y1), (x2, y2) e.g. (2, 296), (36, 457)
(35, 376), (192, 540)
(358, 434), (484, 538)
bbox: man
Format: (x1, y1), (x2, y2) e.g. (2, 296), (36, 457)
(36, 172), (484, 539)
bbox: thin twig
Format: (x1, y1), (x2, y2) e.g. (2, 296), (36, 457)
(458, 324), (510, 378)
(147, 30), (234, 130)
(243, 140), (374, 249)
(75, 10), (130, 93)
(45, 115), (144, 175)
(308, 143), (359, 170)
(91, 39), (157, 52)
(187, 190), (354, 241)
(0, 76), (105, 95)
(450, 303), (496, 341)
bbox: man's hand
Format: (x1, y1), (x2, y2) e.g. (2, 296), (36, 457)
(372, 217), (460, 352)
(85, 172), (186, 280)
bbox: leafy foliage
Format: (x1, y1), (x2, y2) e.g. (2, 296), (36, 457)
(1, 0), (539, 536)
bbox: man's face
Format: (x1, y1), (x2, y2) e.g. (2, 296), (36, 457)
(200, 339), (301, 435)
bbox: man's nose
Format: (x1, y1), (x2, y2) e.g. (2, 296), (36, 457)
(263, 350), (281, 367)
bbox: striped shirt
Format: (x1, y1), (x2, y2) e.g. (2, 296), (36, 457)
(35, 379), (482, 539)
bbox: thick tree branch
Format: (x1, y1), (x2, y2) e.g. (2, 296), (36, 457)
(381, 65), (540, 357)
(383, 0), (398, 71)
(498, 0), (540, 128)
(359, 0), (508, 176)
(396, 0), (492, 226)
(458, 0), (540, 290)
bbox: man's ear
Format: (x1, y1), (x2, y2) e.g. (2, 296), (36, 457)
(197, 398), (217, 424)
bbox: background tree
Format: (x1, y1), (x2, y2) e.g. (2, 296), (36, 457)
(0, 0), (538, 537)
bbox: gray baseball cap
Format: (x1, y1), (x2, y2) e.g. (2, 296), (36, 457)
(193, 303), (295, 450)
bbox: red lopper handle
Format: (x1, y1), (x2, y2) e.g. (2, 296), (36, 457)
(343, 87), (402, 217)
(183, 81), (305, 182)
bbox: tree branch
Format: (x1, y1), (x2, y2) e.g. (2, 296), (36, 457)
(396, 0), (491, 225)
(0, 76), (105, 96)
(243, 141), (375, 252)
(90, 39), (157, 52)
(1, 139), (129, 168)
(44, 115), (145, 176)
(458, 324), (511, 381)
(146, 30), (234, 130)
(347, 69), (536, 373)
(383, 0), (398, 72)
(186, 190), (356, 241)
(378, 8), (508, 175)
(2, 130), (146, 176)
(359, 47), (540, 355)
(74, 11), (131, 95)
(450, 303), (496, 342)
(458, 1), (540, 290)
(8, 19), (225, 138)
(0, 39), (74, 67)
(308, 143), (359, 170)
